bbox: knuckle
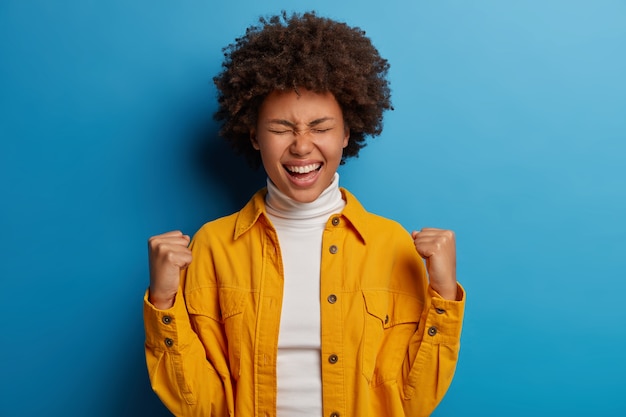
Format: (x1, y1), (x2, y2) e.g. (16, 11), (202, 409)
(153, 242), (167, 255)
(164, 251), (178, 263)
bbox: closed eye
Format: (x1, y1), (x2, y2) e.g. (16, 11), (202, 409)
(311, 128), (332, 134)
(267, 127), (333, 135)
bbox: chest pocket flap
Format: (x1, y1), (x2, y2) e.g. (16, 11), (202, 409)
(186, 287), (247, 322)
(362, 289), (423, 328)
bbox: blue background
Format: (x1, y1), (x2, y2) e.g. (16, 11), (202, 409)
(1, 1), (625, 416)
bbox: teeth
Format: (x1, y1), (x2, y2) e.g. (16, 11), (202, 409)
(286, 164), (321, 174)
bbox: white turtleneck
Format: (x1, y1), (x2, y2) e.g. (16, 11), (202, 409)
(265, 173), (346, 417)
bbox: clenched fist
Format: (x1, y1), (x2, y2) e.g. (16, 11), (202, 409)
(412, 228), (458, 300)
(148, 231), (192, 309)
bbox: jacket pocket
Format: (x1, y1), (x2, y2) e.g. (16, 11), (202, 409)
(361, 289), (423, 385)
(187, 287), (247, 379)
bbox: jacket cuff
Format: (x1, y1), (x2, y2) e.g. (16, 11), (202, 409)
(143, 289), (194, 352)
(423, 284), (465, 343)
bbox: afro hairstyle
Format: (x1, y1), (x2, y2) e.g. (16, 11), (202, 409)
(213, 11), (392, 169)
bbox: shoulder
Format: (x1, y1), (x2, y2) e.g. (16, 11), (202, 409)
(193, 212), (238, 242)
(341, 188), (411, 242)
(192, 188), (267, 244)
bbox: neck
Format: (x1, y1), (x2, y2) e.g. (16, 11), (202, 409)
(265, 173), (345, 222)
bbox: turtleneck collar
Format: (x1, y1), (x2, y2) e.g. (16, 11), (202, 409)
(265, 173), (346, 223)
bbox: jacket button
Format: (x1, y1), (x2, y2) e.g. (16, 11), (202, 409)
(327, 294), (337, 304)
(330, 413), (340, 417)
(328, 354), (338, 364)
(428, 326), (438, 336)
(435, 307), (446, 314)
(164, 338), (174, 347)
(331, 217), (340, 226)
(162, 315), (172, 324)
(329, 245), (338, 254)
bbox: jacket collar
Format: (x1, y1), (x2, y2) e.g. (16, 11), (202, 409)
(233, 187), (368, 244)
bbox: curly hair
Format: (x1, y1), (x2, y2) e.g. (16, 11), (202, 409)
(213, 11), (392, 169)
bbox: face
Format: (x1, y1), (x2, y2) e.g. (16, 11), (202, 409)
(251, 88), (349, 203)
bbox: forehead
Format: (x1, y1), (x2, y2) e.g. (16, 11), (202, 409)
(258, 88), (343, 121)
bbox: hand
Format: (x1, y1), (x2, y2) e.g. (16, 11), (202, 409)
(148, 231), (192, 309)
(412, 228), (457, 300)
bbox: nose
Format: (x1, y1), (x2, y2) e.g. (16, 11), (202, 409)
(289, 131), (314, 156)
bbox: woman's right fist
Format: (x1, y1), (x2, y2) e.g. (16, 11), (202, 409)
(148, 231), (192, 309)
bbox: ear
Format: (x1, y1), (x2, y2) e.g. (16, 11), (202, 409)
(250, 130), (260, 150)
(342, 126), (350, 148)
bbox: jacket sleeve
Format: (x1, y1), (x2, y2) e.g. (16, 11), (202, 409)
(361, 221), (466, 416)
(403, 283), (465, 416)
(143, 234), (235, 417)
(143, 289), (231, 417)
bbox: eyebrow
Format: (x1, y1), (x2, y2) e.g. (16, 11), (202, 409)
(266, 117), (335, 128)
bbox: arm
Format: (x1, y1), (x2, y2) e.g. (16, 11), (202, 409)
(403, 284), (465, 416)
(144, 231), (231, 417)
(405, 228), (465, 415)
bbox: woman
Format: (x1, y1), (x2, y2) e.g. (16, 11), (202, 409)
(145, 11), (465, 417)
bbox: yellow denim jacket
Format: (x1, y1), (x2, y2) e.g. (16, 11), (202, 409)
(144, 188), (465, 417)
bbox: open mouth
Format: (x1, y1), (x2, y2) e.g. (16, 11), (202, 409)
(284, 163), (322, 180)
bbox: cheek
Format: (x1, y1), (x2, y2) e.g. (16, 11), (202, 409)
(257, 141), (284, 165)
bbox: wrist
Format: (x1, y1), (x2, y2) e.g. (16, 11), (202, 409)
(149, 289), (176, 310)
(431, 283), (458, 301)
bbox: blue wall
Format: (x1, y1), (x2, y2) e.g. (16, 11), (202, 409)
(1, 1), (625, 416)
